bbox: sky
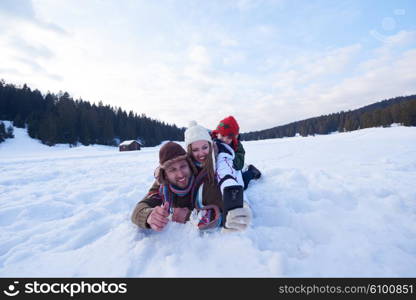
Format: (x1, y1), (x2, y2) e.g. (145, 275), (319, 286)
(0, 0), (416, 132)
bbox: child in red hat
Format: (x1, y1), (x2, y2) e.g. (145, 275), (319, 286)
(212, 116), (261, 181)
(212, 116), (240, 149)
(211, 116), (261, 230)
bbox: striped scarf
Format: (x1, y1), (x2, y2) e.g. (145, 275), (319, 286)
(193, 160), (203, 168)
(191, 169), (223, 230)
(159, 175), (195, 214)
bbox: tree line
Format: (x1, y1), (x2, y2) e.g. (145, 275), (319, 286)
(240, 95), (416, 141)
(2, 79), (415, 146)
(0, 80), (184, 146)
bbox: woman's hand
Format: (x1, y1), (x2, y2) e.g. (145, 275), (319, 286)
(172, 207), (190, 224)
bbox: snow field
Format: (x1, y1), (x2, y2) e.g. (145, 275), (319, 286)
(0, 124), (415, 277)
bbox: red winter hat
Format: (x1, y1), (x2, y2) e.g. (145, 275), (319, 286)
(212, 116), (240, 149)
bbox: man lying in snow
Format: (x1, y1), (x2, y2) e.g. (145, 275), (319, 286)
(131, 141), (252, 232)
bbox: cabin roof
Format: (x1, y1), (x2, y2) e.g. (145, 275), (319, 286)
(119, 140), (141, 146)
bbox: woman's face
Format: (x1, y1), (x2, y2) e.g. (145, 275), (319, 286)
(190, 140), (210, 163)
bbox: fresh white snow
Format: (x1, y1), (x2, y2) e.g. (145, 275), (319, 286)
(0, 123), (415, 277)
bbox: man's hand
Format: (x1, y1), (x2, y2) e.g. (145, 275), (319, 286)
(172, 207), (190, 224)
(147, 202), (170, 231)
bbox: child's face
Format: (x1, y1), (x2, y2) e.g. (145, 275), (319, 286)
(217, 133), (233, 144)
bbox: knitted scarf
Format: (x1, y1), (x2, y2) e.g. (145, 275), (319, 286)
(159, 175), (195, 214)
(193, 160), (203, 168)
(191, 169), (223, 230)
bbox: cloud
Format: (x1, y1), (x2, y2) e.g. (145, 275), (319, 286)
(0, 10), (63, 86)
(10, 36), (54, 59)
(246, 40), (416, 130)
(370, 29), (416, 46)
(188, 45), (211, 67)
(271, 44), (362, 88)
(0, 68), (22, 76)
(14, 57), (62, 81)
(211, 34), (415, 132)
(34, 20), (68, 35)
(322, 48), (416, 110)
(385, 30), (416, 45)
(0, 0), (67, 35)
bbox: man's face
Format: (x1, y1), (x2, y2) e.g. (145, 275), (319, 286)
(165, 159), (191, 188)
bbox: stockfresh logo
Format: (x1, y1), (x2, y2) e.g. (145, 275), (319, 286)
(3, 281), (20, 297)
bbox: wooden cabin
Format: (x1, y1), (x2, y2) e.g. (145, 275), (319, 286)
(119, 140), (141, 152)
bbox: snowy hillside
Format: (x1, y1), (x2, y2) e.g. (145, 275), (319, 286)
(0, 123), (415, 277)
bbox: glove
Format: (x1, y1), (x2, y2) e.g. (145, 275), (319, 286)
(222, 202), (252, 233)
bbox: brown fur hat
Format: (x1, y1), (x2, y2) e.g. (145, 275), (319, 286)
(154, 142), (197, 185)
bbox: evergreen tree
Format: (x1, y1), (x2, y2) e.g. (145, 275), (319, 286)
(0, 122), (5, 143)
(38, 112), (58, 146)
(6, 124), (14, 138)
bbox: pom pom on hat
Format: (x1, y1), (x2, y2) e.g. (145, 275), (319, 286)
(188, 120), (197, 127)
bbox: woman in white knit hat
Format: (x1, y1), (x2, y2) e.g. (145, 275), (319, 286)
(184, 121), (217, 184)
(185, 121), (252, 232)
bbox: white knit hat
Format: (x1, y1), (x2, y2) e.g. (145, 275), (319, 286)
(184, 121), (213, 149)
(184, 121), (216, 169)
